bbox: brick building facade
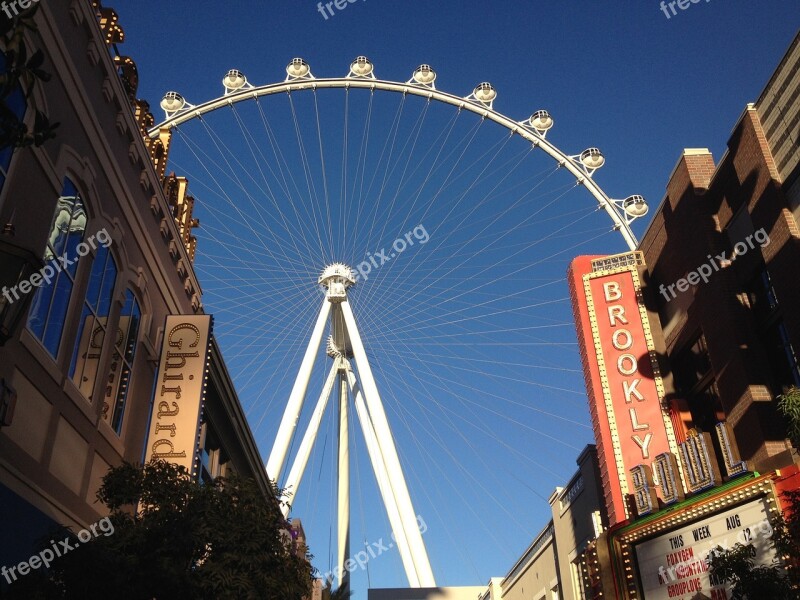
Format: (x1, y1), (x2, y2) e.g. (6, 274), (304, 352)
(638, 32), (800, 470)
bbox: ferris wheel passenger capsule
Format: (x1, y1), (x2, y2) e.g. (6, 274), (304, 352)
(622, 195), (649, 218)
(286, 58), (311, 79)
(472, 82), (497, 104)
(412, 64), (437, 86)
(349, 56), (374, 77)
(528, 110), (554, 134)
(579, 148), (605, 170)
(160, 91), (186, 113)
(223, 69), (248, 92)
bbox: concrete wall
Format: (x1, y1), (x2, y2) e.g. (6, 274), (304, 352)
(368, 587), (487, 600)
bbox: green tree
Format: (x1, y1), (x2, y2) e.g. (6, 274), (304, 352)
(3, 460), (314, 599)
(707, 541), (794, 600)
(0, 2), (59, 149)
(778, 386), (800, 449)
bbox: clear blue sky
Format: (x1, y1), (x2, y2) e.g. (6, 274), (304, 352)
(116, 0), (798, 594)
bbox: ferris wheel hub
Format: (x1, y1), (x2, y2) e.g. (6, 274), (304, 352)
(319, 263), (356, 302)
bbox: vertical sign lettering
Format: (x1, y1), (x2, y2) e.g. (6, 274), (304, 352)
(569, 254), (681, 524)
(144, 315), (212, 473)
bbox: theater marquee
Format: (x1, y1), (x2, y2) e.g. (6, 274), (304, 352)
(144, 314), (213, 474)
(569, 253), (682, 524)
(634, 496), (776, 600)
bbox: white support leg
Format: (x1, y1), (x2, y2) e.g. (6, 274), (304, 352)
(340, 300), (436, 586)
(337, 373), (350, 592)
(280, 358), (340, 518)
(346, 367), (420, 587)
(267, 299), (332, 482)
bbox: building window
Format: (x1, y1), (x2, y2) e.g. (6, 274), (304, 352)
(101, 289), (140, 434)
(198, 422), (231, 484)
(68, 245), (117, 400)
(27, 179), (87, 357)
(673, 333), (713, 394)
(0, 51), (27, 195)
(672, 332), (727, 462)
(746, 268), (800, 390)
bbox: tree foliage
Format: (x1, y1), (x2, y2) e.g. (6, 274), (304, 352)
(778, 386), (800, 449)
(0, 2), (59, 150)
(707, 540), (794, 600)
(3, 460), (314, 599)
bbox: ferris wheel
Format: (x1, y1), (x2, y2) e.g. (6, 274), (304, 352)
(149, 56), (649, 590)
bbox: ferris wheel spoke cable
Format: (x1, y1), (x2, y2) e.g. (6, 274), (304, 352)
(234, 309), (323, 420)
(370, 100), (433, 251)
(375, 357), (520, 565)
(348, 89), (375, 252)
(388, 381), (538, 543)
(358, 104), (478, 264)
(355, 181), (582, 324)
(364, 214), (604, 335)
(229, 105), (316, 268)
(366, 353), (488, 578)
(312, 90), (337, 258)
(366, 345), (591, 420)
(366, 182), (585, 319)
(370, 331), (585, 465)
(191, 116), (323, 272)
(286, 92), (331, 264)
(197, 223), (316, 290)
(254, 97), (330, 263)
(364, 105), (464, 258)
(339, 89), (349, 260)
(185, 215), (320, 315)
(356, 135), (525, 316)
(189, 118), (315, 269)
(170, 130), (320, 277)
(357, 93), (408, 259)
(378, 352), (555, 519)
(362, 320), (584, 457)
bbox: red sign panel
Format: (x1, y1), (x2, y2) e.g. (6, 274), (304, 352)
(569, 255), (678, 525)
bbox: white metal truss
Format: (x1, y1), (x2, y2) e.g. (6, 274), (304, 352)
(269, 264), (435, 587)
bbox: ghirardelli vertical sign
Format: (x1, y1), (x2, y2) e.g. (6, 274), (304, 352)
(145, 315), (212, 474)
(569, 253), (681, 525)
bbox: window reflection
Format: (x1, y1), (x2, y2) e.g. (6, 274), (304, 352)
(68, 245), (117, 400)
(27, 179), (87, 357)
(101, 290), (140, 434)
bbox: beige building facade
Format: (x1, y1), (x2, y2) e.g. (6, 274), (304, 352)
(0, 0), (272, 583)
(490, 446), (606, 600)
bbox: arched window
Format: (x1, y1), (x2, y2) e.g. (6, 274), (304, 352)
(102, 289), (141, 434)
(68, 244), (117, 400)
(27, 178), (87, 357)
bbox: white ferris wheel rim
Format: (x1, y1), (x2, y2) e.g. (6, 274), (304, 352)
(149, 60), (648, 250)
